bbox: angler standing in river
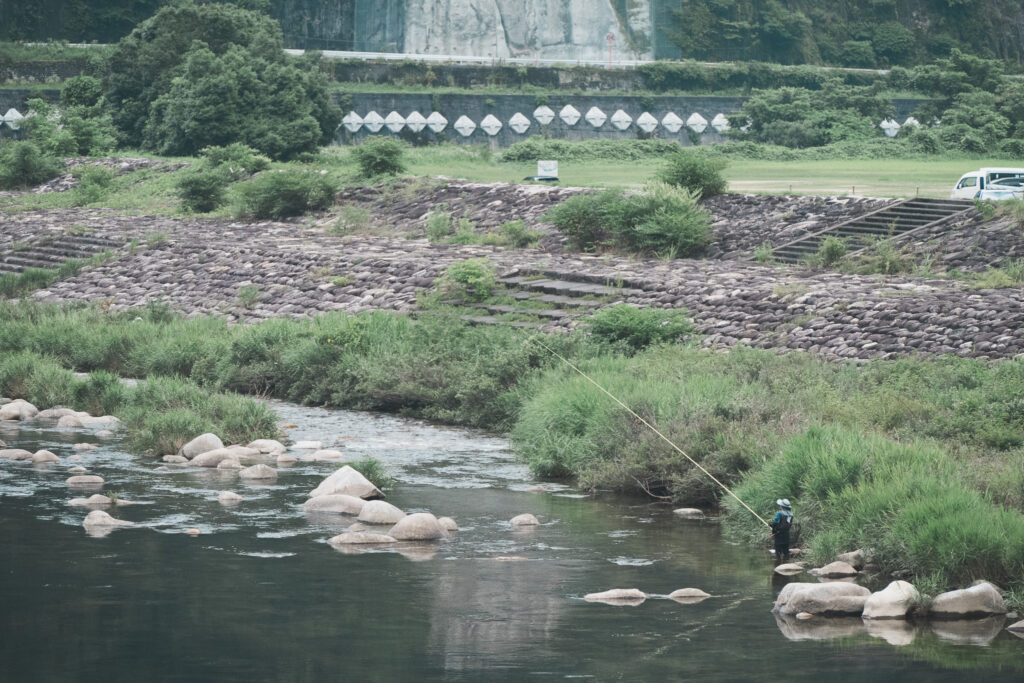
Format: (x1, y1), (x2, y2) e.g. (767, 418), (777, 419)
(770, 499), (794, 563)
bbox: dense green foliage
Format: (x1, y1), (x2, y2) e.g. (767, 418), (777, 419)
(175, 143), (271, 212)
(501, 137), (684, 162)
(435, 258), (497, 302)
(351, 137), (407, 178)
(666, 0), (1024, 68)
(0, 140), (62, 189)
(232, 169), (336, 219)
(587, 305), (694, 352)
(658, 151), (728, 198)
(21, 97), (117, 157)
(546, 183), (711, 257)
(103, 1), (340, 160)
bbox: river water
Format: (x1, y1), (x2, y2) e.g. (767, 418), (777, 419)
(2, 400), (1023, 682)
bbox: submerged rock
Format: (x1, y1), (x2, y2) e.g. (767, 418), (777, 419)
(277, 453), (297, 465)
(673, 508), (705, 520)
(83, 509), (133, 532)
(308, 465), (383, 500)
(302, 493), (365, 514)
(69, 494), (113, 507)
(357, 500), (406, 524)
(72, 443), (97, 452)
(239, 464), (278, 481)
(189, 447), (235, 468)
(311, 449), (344, 461)
(0, 448), (33, 460)
(930, 582), (1007, 618)
(388, 512), (445, 541)
(510, 513), (540, 526)
(328, 532), (396, 545)
(66, 474), (104, 486)
(774, 563), (806, 576)
(67, 465), (87, 474)
(863, 581), (919, 620)
(218, 491), (243, 505)
(668, 588), (711, 604)
(437, 516), (458, 532)
(292, 440), (323, 450)
(179, 433), (224, 459)
(162, 455), (188, 464)
(584, 588), (646, 605)
(94, 429), (115, 438)
(773, 582), (870, 616)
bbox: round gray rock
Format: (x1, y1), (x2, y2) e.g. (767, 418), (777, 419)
(389, 512), (446, 541)
(510, 513), (540, 526)
(66, 474), (104, 486)
(357, 500), (406, 525)
(239, 464), (278, 481)
(930, 581), (1007, 618)
(773, 582), (871, 616)
(328, 532), (396, 545)
(863, 580), (919, 620)
(302, 493), (365, 514)
(179, 433), (224, 459)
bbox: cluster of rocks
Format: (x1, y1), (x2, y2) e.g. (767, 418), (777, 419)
(0, 399), (120, 466)
(769, 549), (1022, 645)
(583, 587), (713, 606)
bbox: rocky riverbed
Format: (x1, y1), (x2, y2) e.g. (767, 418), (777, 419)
(3, 178), (1024, 361)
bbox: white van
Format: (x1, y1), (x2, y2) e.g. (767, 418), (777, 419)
(951, 168), (1024, 200)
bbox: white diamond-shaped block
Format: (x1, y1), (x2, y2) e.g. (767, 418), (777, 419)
(662, 112), (684, 133)
(405, 111), (427, 133)
(879, 118), (900, 137)
(341, 111), (363, 133)
(711, 113), (730, 133)
(686, 113), (708, 134)
(559, 105), (581, 126)
(384, 111), (406, 133)
(426, 112), (448, 133)
(585, 106), (607, 128)
(3, 108), (24, 130)
(509, 112), (531, 134)
(903, 116), (920, 129)
(454, 115), (476, 137)
(610, 109), (632, 131)
(362, 110), (384, 133)
(636, 112), (658, 133)
(533, 106), (555, 125)
(480, 114), (502, 136)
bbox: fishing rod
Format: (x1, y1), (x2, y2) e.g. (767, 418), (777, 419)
(524, 333), (772, 530)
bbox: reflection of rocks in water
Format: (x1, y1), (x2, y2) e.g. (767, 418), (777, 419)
(427, 557), (566, 673)
(931, 616), (1006, 646)
(774, 613), (866, 642)
(864, 618), (919, 646)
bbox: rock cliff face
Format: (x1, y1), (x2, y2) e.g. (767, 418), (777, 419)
(272, 0), (656, 60)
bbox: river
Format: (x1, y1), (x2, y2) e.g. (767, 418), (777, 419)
(1, 399), (1022, 681)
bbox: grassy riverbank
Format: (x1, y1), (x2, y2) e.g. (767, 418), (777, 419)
(2, 300), (1024, 594)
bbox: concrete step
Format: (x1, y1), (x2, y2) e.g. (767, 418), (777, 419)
(499, 276), (644, 298)
(459, 315), (543, 329)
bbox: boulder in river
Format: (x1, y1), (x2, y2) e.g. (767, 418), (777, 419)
(388, 512), (446, 541)
(863, 581), (919, 620)
(31, 450), (60, 463)
(0, 399), (38, 421)
(0, 448), (34, 460)
(311, 449), (344, 461)
(37, 407), (78, 419)
(510, 513), (540, 526)
(773, 582), (871, 616)
(225, 445), (261, 460)
(328, 532), (396, 545)
(357, 500), (406, 524)
(929, 581), (1007, 618)
(162, 455), (188, 464)
(277, 453), (297, 466)
(835, 549), (867, 570)
(673, 508), (705, 520)
(247, 439), (286, 455)
(66, 474), (104, 486)
(584, 588), (647, 605)
(302, 494), (366, 515)
(216, 457), (242, 470)
(69, 494), (114, 507)
(239, 464), (278, 481)
(67, 465), (87, 474)
(94, 430), (115, 439)
(218, 491), (243, 505)
(179, 433), (224, 459)
(774, 563), (806, 576)
(292, 440), (323, 450)
(58, 414), (85, 428)
(668, 588), (711, 604)
(72, 443), (97, 452)
(810, 561), (858, 578)
(308, 465), (383, 500)
(189, 447), (236, 468)
(83, 509), (134, 532)
(437, 517), (458, 532)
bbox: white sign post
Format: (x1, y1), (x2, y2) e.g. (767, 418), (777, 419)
(538, 160), (558, 178)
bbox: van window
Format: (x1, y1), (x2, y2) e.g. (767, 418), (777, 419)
(958, 177), (977, 188)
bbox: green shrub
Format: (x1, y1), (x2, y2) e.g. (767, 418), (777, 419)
(815, 235), (847, 267)
(436, 258), (497, 302)
(61, 76), (103, 108)
(425, 208), (453, 242)
(351, 137), (407, 178)
(233, 170), (336, 219)
(588, 305), (694, 352)
(71, 165), (116, 206)
(501, 137), (683, 162)
(499, 219), (540, 248)
(176, 167), (231, 213)
(545, 190), (622, 251)
(0, 141), (63, 189)
(753, 242), (774, 263)
(658, 151), (728, 198)
(200, 143), (270, 180)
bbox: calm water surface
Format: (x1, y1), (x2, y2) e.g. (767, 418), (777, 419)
(2, 400), (1022, 682)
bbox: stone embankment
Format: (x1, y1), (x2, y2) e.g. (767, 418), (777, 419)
(3, 179), (1024, 361)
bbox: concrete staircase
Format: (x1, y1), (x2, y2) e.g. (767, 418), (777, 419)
(769, 198), (976, 264)
(0, 234), (124, 276)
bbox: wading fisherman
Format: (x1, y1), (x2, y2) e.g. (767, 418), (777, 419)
(770, 499), (793, 563)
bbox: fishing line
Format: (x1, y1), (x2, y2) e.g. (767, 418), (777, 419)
(525, 334), (772, 529)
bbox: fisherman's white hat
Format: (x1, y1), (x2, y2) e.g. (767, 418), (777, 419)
(776, 498), (792, 509)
